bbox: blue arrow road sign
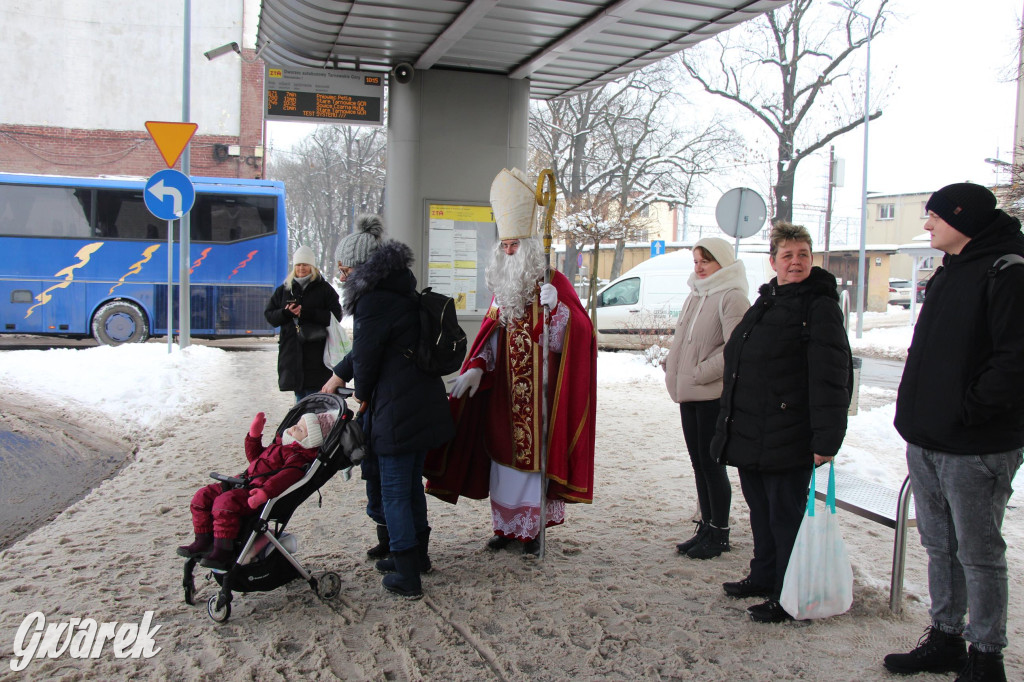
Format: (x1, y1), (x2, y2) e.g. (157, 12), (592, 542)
(651, 240), (666, 257)
(145, 169), (195, 220)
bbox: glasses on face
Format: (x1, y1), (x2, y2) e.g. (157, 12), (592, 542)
(337, 263), (353, 280)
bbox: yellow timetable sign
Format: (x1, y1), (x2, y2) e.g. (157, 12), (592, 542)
(268, 68), (283, 78)
(429, 204), (494, 222)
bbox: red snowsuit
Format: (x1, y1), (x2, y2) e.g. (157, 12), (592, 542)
(190, 434), (319, 539)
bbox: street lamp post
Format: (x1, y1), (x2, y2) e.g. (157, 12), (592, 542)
(831, 1), (874, 339)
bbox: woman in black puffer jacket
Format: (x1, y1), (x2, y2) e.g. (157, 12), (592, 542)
(265, 245), (342, 401)
(322, 215), (454, 601)
(710, 222), (852, 624)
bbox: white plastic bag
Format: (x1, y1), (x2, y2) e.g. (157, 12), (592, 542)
(323, 314), (351, 369)
(779, 462), (854, 620)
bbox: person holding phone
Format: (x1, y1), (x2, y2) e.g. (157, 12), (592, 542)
(265, 245), (341, 401)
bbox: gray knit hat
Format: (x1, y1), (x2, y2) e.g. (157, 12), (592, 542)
(336, 214), (384, 267)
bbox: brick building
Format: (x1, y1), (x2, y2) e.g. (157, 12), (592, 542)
(0, 1), (264, 179)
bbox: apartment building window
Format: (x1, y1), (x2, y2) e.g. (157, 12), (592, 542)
(878, 203), (895, 220)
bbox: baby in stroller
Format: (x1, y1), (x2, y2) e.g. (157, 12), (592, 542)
(177, 409), (337, 570)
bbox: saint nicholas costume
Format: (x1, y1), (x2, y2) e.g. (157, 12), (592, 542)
(425, 169), (597, 542)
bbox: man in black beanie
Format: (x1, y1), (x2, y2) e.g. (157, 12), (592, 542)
(885, 183), (1023, 682)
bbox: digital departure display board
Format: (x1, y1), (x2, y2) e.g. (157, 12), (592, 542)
(265, 66), (384, 125)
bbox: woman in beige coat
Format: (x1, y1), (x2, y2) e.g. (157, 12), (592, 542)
(664, 237), (749, 559)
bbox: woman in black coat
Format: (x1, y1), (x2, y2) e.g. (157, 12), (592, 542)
(322, 215), (454, 600)
(264, 245), (341, 401)
(710, 222), (852, 624)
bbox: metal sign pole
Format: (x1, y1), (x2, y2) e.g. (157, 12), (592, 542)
(179, 0), (192, 349)
(167, 219), (174, 353)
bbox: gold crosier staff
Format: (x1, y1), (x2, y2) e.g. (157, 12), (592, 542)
(534, 169), (556, 561)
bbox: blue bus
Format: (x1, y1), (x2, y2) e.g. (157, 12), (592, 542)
(0, 172), (288, 344)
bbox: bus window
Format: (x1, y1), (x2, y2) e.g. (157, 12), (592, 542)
(94, 189), (155, 239)
(0, 185), (91, 238)
(191, 194), (276, 243)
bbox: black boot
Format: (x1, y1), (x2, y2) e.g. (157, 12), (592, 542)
(486, 534), (513, 550)
(686, 524), (730, 560)
(522, 536), (540, 555)
(382, 549), (422, 600)
(416, 526), (432, 573)
(884, 626), (969, 675)
(199, 538), (235, 570)
(376, 527), (432, 574)
(955, 646), (1005, 682)
(676, 520), (708, 555)
(367, 524), (390, 560)
(176, 532), (212, 558)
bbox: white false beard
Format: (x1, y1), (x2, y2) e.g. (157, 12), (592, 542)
(485, 239), (546, 327)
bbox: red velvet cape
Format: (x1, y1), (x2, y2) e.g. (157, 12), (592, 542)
(425, 270), (596, 504)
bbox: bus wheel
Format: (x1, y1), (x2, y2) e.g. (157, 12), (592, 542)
(92, 301), (149, 345)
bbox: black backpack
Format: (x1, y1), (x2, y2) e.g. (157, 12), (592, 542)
(400, 288), (467, 376)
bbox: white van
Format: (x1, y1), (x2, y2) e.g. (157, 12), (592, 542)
(593, 248), (773, 350)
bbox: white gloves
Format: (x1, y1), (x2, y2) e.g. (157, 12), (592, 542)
(539, 283), (558, 309)
(451, 367), (483, 399)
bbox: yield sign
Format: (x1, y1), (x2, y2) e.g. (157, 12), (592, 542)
(145, 121), (198, 167)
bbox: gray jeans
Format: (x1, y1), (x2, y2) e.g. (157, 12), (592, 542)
(906, 444), (1022, 652)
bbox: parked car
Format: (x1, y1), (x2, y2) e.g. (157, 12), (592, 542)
(917, 279), (929, 303)
(888, 278), (913, 308)
(593, 249), (772, 350)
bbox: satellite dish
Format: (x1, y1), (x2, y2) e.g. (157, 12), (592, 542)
(715, 187), (767, 239)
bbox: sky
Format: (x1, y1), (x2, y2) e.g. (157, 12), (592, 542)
(265, 0), (1021, 234)
(0, 310), (915, 488)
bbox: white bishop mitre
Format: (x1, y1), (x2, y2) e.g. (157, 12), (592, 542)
(489, 168), (537, 240)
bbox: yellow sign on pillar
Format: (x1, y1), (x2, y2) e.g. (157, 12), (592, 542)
(145, 121), (198, 168)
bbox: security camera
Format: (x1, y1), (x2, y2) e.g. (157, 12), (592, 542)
(391, 63), (414, 84)
(204, 42), (240, 61)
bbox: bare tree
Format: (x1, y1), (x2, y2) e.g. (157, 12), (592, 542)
(531, 64), (740, 282)
(268, 125), (386, 279)
(556, 194), (650, 320)
(680, 0), (889, 223)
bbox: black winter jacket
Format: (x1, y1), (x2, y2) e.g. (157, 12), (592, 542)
(265, 275), (341, 392)
(711, 266), (851, 472)
(333, 241), (454, 457)
(895, 211), (1024, 454)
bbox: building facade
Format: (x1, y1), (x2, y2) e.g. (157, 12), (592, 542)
(0, 1), (264, 179)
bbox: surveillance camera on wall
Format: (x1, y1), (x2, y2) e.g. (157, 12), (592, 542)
(204, 42), (240, 61)
(391, 63), (414, 84)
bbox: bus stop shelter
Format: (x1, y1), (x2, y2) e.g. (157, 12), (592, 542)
(255, 0), (788, 322)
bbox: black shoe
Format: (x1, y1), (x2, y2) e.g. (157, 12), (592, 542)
(883, 626), (969, 675)
(522, 538), (540, 555)
(723, 577), (772, 599)
(747, 599), (793, 623)
(676, 520), (708, 555)
(486, 534), (513, 551)
(686, 525), (730, 560)
(955, 645), (1005, 682)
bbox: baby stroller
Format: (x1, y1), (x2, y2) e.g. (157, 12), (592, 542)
(181, 390), (366, 623)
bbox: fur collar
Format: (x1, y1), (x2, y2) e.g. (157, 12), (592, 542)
(342, 240), (415, 311)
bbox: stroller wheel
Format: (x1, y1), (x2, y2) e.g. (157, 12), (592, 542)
(316, 572), (341, 600)
(207, 595), (231, 623)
